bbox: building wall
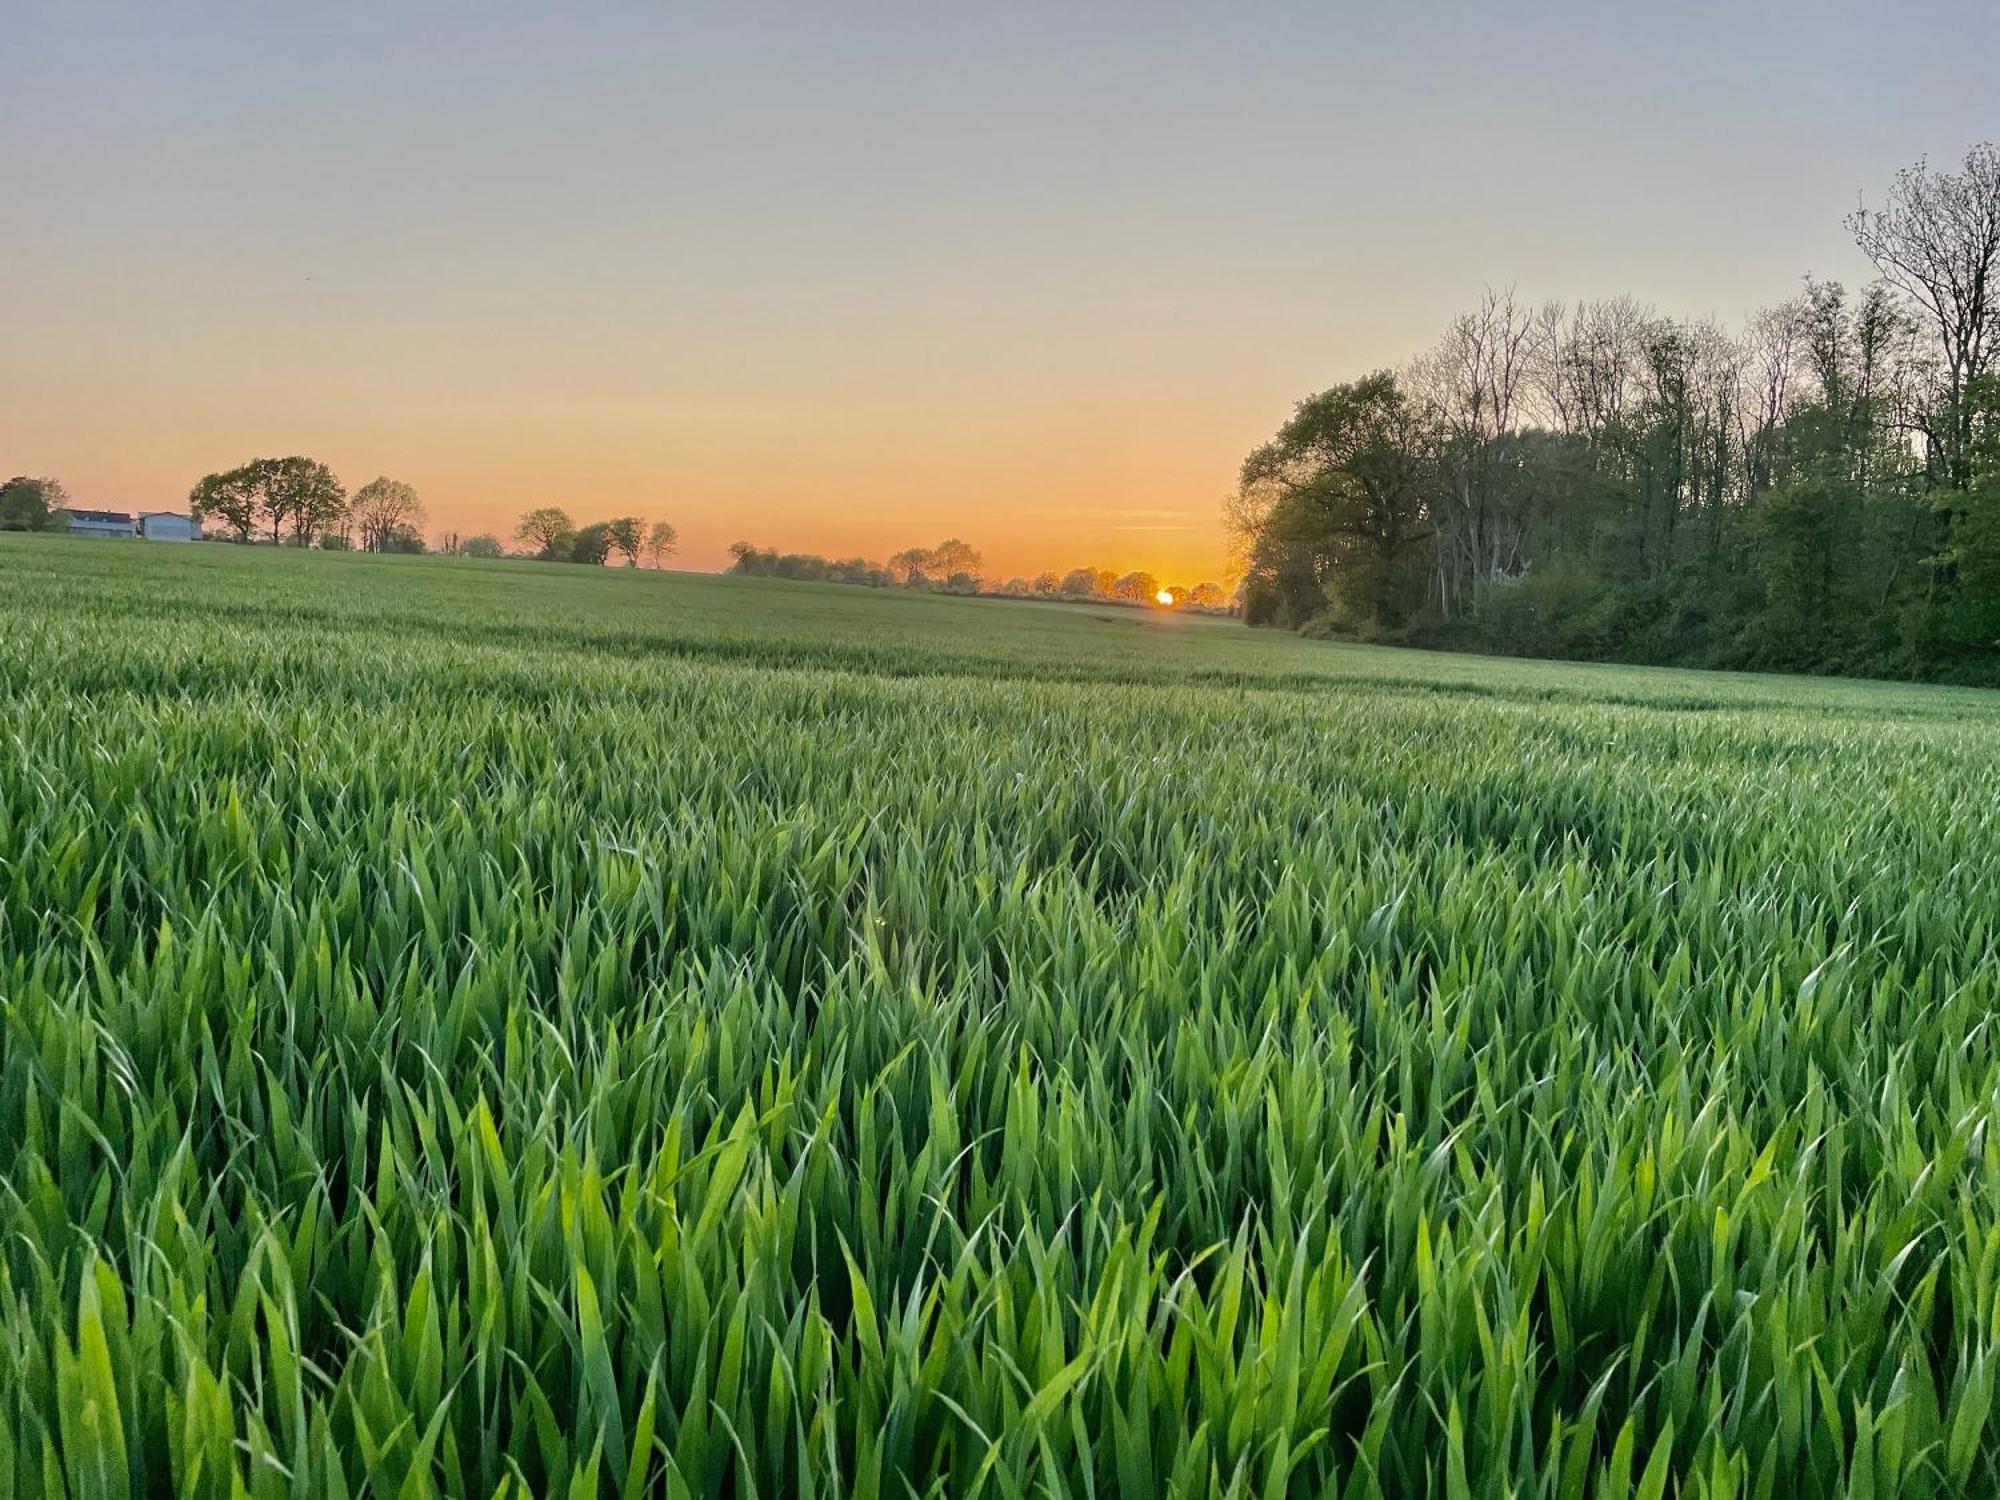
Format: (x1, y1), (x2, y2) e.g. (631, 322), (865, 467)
(139, 514), (201, 541)
(69, 517), (135, 538)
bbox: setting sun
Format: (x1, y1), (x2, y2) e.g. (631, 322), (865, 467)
(1154, 589), (1175, 606)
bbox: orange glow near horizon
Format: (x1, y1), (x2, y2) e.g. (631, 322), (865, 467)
(23, 454), (1239, 586)
(11, 365), (1252, 585)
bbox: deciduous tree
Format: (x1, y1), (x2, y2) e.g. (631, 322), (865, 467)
(568, 521), (613, 565)
(1059, 567), (1115, 599)
(190, 468), (258, 542)
(351, 477), (425, 553)
(1238, 372), (1433, 631)
(930, 538), (982, 581)
(604, 516), (645, 566)
(1112, 570), (1160, 602)
(190, 459), (343, 545)
(241, 457), (345, 546)
(1849, 142), (2000, 490)
(515, 507), (576, 559)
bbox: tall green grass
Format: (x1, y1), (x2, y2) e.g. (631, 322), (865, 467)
(5, 536), (2000, 1497)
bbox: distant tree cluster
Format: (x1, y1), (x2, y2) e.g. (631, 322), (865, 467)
(17, 463), (683, 569)
(990, 569), (1228, 609)
(190, 458), (351, 546)
(726, 545), (903, 587)
(350, 477), (426, 552)
(724, 537), (988, 590)
(726, 537), (1228, 610)
(436, 532), (508, 559)
(512, 509), (677, 566)
(1234, 141), (2000, 681)
(0, 476), (70, 532)
(183, 460), (431, 552)
(726, 538), (985, 591)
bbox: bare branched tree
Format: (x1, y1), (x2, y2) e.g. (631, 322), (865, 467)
(1848, 143), (2000, 488)
(1406, 286), (1537, 613)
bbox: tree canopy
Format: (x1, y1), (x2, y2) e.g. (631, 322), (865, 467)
(351, 477), (425, 553)
(190, 458), (346, 546)
(513, 508), (576, 559)
(1233, 142), (2000, 681)
(0, 476), (70, 532)
(604, 516), (644, 567)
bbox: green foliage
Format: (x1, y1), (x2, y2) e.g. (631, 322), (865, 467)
(729, 541), (964, 592)
(515, 513), (672, 568)
(515, 507), (577, 559)
(1746, 480), (1862, 653)
(188, 467), (259, 542)
(601, 517), (644, 567)
(6, 537), (2000, 1496)
(1238, 373), (1430, 635)
(0, 475), (70, 531)
(351, 477), (425, 553)
(1934, 485), (2000, 649)
(567, 521), (613, 565)
(1910, 380), (2000, 660)
(389, 527), (427, 553)
(1233, 148), (2000, 683)
(190, 458), (347, 546)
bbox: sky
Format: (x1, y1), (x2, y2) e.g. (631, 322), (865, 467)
(5, 2), (1996, 581)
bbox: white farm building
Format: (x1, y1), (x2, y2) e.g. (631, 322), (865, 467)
(137, 511), (203, 541)
(68, 509), (136, 538)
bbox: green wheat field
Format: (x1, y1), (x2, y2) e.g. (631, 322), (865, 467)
(6, 535), (2000, 1500)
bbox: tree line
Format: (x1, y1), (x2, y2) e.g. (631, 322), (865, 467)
(0, 466), (450, 552)
(0, 455), (701, 570)
(180, 458), (471, 553)
(726, 538), (1229, 609)
(20, 457), (685, 567)
(513, 508), (679, 566)
(1234, 142), (2000, 682)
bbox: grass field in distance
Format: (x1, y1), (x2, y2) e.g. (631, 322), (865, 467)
(6, 534), (2000, 1498)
